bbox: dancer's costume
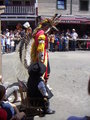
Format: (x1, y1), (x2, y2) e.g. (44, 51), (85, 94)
(18, 14), (61, 81)
(31, 29), (49, 82)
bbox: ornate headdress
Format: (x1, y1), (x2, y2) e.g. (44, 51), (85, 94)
(33, 14), (61, 37)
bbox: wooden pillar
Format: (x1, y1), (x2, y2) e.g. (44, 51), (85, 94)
(35, 0), (38, 26)
(0, 14), (2, 77)
(70, 0), (72, 15)
(0, 6), (5, 82)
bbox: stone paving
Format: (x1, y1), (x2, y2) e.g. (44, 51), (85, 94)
(2, 51), (90, 120)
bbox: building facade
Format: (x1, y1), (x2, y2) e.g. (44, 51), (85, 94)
(38, 0), (90, 36)
(0, 0), (90, 31)
(0, 0), (38, 30)
(38, 0), (90, 17)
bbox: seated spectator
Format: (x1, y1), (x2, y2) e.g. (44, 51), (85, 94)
(0, 75), (19, 103)
(27, 62), (55, 114)
(0, 85), (25, 120)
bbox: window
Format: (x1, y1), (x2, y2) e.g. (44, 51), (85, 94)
(57, 0), (66, 10)
(80, 0), (89, 11)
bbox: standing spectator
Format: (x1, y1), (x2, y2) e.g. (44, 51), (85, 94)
(5, 29), (10, 53)
(11, 40), (15, 52)
(54, 34), (60, 51)
(58, 34), (62, 51)
(5, 29), (10, 38)
(61, 32), (65, 51)
(65, 33), (70, 51)
(1, 35), (6, 54)
(6, 36), (11, 53)
(9, 30), (14, 41)
(71, 29), (78, 51)
(66, 29), (71, 50)
(49, 34), (55, 52)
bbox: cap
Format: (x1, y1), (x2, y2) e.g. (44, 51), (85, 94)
(72, 29), (75, 31)
(23, 22), (30, 28)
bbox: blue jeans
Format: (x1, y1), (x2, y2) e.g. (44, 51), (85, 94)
(2, 46), (5, 53)
(50, 42), (54, 51)
(71, 40), (76, 51)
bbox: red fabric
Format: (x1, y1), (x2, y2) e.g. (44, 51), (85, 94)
(44, 51), (48, 82)
(35, 30), (45, 46)
(35, 30), (49, 82)
(35, 30), (48, 48)
(0, 108), (7, 120)
(57, 41), (59, 46)
(87, 42), (90, 49)
(59, 17), (90, 24)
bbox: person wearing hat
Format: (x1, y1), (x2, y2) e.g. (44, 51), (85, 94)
(23, 22), (32, 38)
(31, 15), (60, 83)
(31, 22), (51, 83)
(27, 62), (55, 114)
(0, 85), (25, 120)
(71, 29), (78, 51)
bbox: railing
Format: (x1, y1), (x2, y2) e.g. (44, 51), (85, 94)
(4, 5), (35, 15)
(69, 38), (90, 41)
(69, 38), (90, 50)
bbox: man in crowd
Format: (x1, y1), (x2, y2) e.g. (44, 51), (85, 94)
(71, 29), (78, 51)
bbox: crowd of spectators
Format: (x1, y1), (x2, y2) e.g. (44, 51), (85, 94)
(49, 29), (78, 52)
(48, 28), (90, 52)
(1, 28), (21, 54)
(1, 28), (90, 54)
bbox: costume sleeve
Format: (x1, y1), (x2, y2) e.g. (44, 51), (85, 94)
(38, 81), (48, 97)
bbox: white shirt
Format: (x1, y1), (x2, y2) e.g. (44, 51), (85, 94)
(6, 38), (10, 45)
(11, 40), (15, 47)
(71, 32), (78, 40)
(6, 32), (10, 37)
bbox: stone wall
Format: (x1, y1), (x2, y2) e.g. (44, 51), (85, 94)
(38, 0), (90, 16)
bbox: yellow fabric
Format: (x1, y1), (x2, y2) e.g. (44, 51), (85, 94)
(37, 34), (45, 52)
(31, 35), (46, 62)
(44, 52), (47, 67)
(38, 35), (46, 40)
(31, 41), (37, 62)
(37, 43), (45, 52)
